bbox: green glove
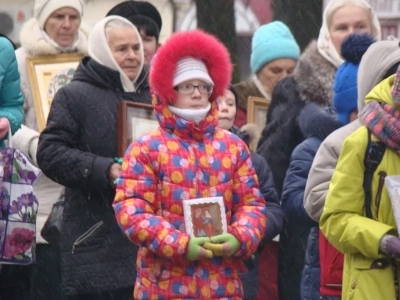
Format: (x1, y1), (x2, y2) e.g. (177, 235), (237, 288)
(186, 237), (213, 261)
(203, 233), (240, 257)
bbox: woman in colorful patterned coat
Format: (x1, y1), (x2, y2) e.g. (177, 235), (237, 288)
(113, 30), (267, 300)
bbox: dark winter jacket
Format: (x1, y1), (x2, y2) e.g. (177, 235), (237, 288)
(280, 103), (342, 300)
(257, 41), (337, 197)
(36, 57), (151, 296)
(230, 125), (282, 243)
(256, 76), (304, 197)
(230, 124), (283, 300)
(301, 227), (321, 300)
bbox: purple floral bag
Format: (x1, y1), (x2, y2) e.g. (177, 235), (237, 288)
(0, 130), (41, 265)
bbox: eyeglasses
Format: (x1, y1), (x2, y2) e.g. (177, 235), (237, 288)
(174, 84), (214, 95)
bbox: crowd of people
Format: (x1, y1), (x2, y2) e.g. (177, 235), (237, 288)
(1, 0), (400, 299)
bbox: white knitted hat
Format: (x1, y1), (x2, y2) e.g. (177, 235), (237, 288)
(34, 0), (84, 29)
(173, 57), (214, 87)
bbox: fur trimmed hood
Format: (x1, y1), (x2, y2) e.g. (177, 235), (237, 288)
(299, 102), (342, 140)
(293, 41), (337, 106)
(150, 30), (232, 104)
(19, 18), (90, 56)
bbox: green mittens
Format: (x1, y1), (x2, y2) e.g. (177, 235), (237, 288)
(203, 233), (240, 257)
(186, 234), (241, 260)
(186, 237), (213, 260)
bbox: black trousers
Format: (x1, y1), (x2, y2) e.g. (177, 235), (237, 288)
(30, 243), (63, 300)
(0, 244), (133, 300)
(0, 264), (31, 300)
(66, 287), (133, 300)
(0, 243), (61, 300)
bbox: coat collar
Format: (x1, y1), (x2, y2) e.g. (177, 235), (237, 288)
(234, 78), (265, 111)
(293, 41), (337, 106)
(19, 18), (90, 56)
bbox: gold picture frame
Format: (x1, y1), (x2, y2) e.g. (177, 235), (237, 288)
(117, 101), (159, 157)
(246, 96), (271, 151)
(26, 54), (83, 131)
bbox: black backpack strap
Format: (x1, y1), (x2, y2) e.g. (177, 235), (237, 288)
(363, 129), (386, 219)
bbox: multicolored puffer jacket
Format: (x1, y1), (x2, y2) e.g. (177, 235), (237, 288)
(113, 95), (267, 299)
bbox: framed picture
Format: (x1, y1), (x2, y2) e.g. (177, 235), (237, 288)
(183, 197), (227, 238)
(26, 54), (83, 131)
(117, 101), (159, 157)
(246, 96), (271, 151)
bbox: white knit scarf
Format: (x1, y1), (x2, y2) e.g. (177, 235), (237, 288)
(168, 103), (211, 124)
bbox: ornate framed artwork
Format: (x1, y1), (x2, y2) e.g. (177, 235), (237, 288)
(183, 197), (227, 238)
(117, 101), (159, 157)
(246, 96), (271, 150)
(26, 53), (83, 131)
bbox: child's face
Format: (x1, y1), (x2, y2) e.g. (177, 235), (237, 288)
(173, 79), (211, 109)
(217, 89), (236, 130)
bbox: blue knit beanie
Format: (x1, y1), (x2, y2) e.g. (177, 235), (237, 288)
(333, 33), (375, 124)
(250, 21), (300, 74)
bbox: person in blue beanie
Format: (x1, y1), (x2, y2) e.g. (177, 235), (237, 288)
(234, 21), (300, 128)
(334, 33), (376, 124)
(233, 22), (299, 299)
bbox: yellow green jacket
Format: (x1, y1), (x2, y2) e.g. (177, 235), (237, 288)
(320, 75), (400, 300)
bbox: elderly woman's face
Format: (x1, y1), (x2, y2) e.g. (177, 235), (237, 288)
(44, 7), (80, 47)
(107, 26), (143, 81)
(329, 5), (372, 55)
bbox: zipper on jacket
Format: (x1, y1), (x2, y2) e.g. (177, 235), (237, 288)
(375, 171), (387, 220)
(71, 221), (104, 254)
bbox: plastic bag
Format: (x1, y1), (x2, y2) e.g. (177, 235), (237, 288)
(0, 130), (41, 265)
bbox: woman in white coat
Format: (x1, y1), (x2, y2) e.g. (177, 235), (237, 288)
(9, 0), (89, 299)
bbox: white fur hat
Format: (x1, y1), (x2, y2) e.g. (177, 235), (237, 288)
(34, 0), (84, 29)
